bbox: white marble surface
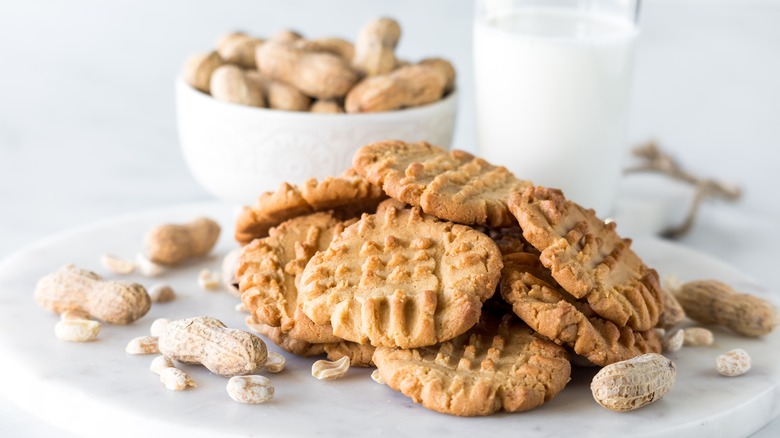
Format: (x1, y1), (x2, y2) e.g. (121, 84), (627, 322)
(0, 0), (779, 436)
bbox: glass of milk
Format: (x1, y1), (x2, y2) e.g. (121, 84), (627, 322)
(474, 0), (640, 215)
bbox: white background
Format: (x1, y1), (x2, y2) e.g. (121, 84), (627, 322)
(0, 0), (778, 436)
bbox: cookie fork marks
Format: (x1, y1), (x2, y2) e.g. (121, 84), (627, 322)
(234, 173), (386, 244)
(299, 206), (502, 348)
(500, 252), (661, 366)
(353, 140), (530, 227)
(238, 212), (346, 344)
(372, 316), (571, 416)
(508, 187), (663, 331)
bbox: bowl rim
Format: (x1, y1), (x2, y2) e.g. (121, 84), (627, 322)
(175, 75), (457, 120)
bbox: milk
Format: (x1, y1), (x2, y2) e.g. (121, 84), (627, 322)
(474, 9), (638, 215)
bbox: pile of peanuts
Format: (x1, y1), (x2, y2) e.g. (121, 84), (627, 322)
(183, 17), (456, 113)
(33, 217), (356, 404)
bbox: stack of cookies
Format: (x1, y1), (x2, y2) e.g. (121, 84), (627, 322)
(233, 141), (664, 416)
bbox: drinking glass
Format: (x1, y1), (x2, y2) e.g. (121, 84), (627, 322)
(474, 0), (640, 215)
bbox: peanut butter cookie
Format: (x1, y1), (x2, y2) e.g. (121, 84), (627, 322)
(352, 140), (530, 227)
(500, 252), (661, 366)
(372, 314), (571, 416)
(235, 172), (386, 244)
(238, 212), (350, 344)
(299, 206), (503, 348)
(508, 186), (663, 331)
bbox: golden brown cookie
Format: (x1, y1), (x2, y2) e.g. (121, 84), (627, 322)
(300, 172), (387, 216)
(500, 252), (661, 366)
(234, 174), (386, 244)
(372, 315), (571, 416)
(508, 186), (663, 331)
(299, 206), (503, 348)
(245, 316), (375, 366)
(235, 182), (310, 245)
(238, 212), (348, 344)
(352, 140), (530, 227)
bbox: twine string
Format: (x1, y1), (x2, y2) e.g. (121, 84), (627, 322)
(624, 141), (742, 238)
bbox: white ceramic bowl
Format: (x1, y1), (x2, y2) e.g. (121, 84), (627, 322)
(175, 78), (457, 204)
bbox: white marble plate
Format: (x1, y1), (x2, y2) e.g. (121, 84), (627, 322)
(0, 203), (778, 438)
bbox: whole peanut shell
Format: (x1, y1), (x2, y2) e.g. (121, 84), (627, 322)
(418, 58), (456, 94)
(353, 17), (401, 76)
(256, 42), (358, 99)
(145, 217), (221, 265)
(210, 65), (265, 107)
(35, 265), (151, 324)
(345, 64), (446, 113)
(184, 51), (225, 93)
(298, 37), (355, 62)
(217, 32), (264, 69)
(245, 71), (311, 111)
(159, 316), (267, 377)
(676, 280), (778, 337)
(591, 353), (676, 412)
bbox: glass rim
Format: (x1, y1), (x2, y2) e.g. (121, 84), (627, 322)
(475, 0), (642, 25)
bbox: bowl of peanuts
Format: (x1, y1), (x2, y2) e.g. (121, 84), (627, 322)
(176, 18), (458, 204)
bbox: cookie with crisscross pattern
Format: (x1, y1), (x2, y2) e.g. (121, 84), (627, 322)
(353, 140), (530, 227)
(238, 212), (351, 344)
(372, 314), (570, 416)
(299, 206), (502, 348)
(234, 171), (386, 244)
(508, 186), (663, 331)
(500, 251), (661, 366)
